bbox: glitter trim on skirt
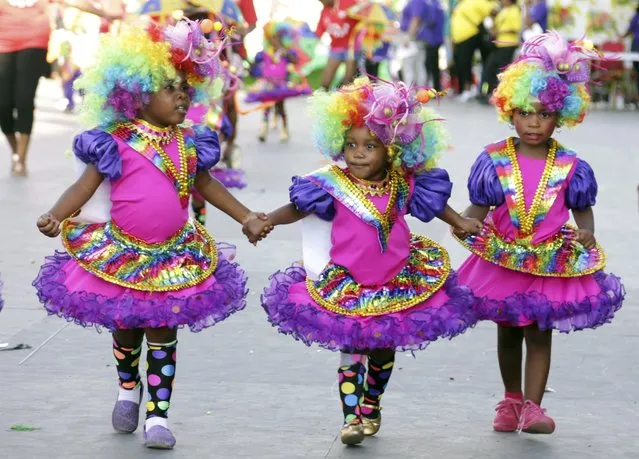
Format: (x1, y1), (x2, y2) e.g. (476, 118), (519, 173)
(261, 264), (477, 352)
(33, 243), (248, 332)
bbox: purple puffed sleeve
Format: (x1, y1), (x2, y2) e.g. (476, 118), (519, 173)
(220, 115), (233, 141)
(566, 159), (597, 210)
(408, 168), (452, 222)
(194, 126), (221, 171)
(289, 176), (335, 221)
(72, 129), (122, 180)
(468, 151), (505, 206)
(251, 51), (265, 78)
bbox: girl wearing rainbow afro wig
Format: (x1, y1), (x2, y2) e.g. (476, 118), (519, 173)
(453, 32), (624, 435)
(248, 77), (483, 445)
(246, 20), (312, 143)
(32, 19), (272, 449)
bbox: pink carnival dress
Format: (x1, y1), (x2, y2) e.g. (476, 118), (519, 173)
(261, 165), (477, 351)
(245, 50), (311, 104)
(186, 104), (246, 189)
(454, 138), (624, 330)
(33, 122), (248, 331)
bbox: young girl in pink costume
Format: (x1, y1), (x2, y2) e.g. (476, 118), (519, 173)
(32, 19), (269, 449)
(187, 77), (247, 225)
(248, 77), (483, 446)
(453, 32), (624, 435)
(247, 20), (312, 143)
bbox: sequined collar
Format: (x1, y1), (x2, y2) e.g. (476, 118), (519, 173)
(347, 171), (390, 197)
(132, 119), (176, 145)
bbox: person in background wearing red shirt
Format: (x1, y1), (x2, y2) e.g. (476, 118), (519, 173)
(0, 0), (120, 177)
(316, 0), (360, 90)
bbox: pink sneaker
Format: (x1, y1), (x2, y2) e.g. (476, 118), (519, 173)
(493, 398), (523, 432)
(518, 400), (556, 434)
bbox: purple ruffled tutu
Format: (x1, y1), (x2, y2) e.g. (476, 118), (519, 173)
(210, 167), (247, 189)
(457, 255), (624, 332)
(33, 243), (248, 332)
(245, 84), (312, 104)
(261, 263), (476, 352)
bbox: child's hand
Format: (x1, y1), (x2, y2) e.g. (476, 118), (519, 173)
(575, 228), (596, 249)
(453, 217), (484, 239)
(37, 212), (61, 238)
(241, 212), (274, 245)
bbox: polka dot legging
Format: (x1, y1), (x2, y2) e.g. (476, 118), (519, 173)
(338, 354), (367, 425)
(338, 351), (396, 425)
(145, 340), (177, 419)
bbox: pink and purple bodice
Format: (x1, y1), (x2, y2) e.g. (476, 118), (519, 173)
(290, 166), (452, 286)
(73, 126), (220, 243)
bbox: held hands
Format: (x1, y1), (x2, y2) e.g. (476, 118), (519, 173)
(242, 212), (274, 245)
(37, 212), (62, 238)
(452, 217), (484, 239)
(575, 228), (596, 249)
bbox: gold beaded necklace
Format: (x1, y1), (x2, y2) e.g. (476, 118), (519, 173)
(152, 129), (189, 201)
(348, 171), (391, 197)
(132, 119), (176, 145)
(505, 137), (557, 237)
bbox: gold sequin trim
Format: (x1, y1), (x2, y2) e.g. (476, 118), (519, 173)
(452, 223), (606, 277)
(305, 234), (451, 316)
(61, 219), (218, 292)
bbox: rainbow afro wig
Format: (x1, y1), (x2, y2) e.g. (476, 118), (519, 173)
(308, 77), (448, 172)
(263, 20), (296, 51)
(493, 31), (604, 128)
(75, 18), (225, 127)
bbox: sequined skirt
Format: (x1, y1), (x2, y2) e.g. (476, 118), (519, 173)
(261, 235), (477, 352)
(32, 220), (248, 331)
(61, 219), (217, 292)
(453, 218), (606, 277)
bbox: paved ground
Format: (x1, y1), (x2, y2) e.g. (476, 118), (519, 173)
(0, 79), (637, 458)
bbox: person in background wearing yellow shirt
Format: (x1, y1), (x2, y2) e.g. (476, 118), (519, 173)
(478, 0), (522, 104)
(450, 0), (499, 101)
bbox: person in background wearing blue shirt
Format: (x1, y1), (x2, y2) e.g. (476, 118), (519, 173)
(424, 0), (445, 91)
(525, 0), (547, 32)
(621, 3), (639, 99)
(401, 0), (429, 85)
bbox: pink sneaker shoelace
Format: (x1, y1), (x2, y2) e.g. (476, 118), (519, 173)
(517, 400), (548, 433)
(495, 398), (522, 415)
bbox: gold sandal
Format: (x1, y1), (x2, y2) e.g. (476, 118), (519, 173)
(361, 404), (382, 436)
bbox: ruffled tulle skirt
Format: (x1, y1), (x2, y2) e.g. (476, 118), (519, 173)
(456, 255), (624, 331)
(245, 80), (312, 103)
(33, 243), (248, 332)
(261, 263), (477, 352)
(210, 167), (246, 189)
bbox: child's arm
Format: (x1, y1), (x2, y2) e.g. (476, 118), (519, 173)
(37, 165), (104, 237)
(451, 204), (490, 238)
(194, 170), (269, 229)
(242, 203), (308, 242)
(269, 203), (308, 226)
(572, 207), (596, 249)
(463, 204), (490, 221)
(438, 205), (483, 235)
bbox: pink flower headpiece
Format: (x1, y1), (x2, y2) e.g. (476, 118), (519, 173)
(516, 31), (604, 84)
(162, 18), (227, 80)
(342, 79), (444, 146)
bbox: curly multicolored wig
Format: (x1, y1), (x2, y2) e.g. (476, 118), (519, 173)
(75, 19), (225, 126)
(308, 77), (448, 172)
(263, 20), (295, 52)
(493, 31), (603, 127)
